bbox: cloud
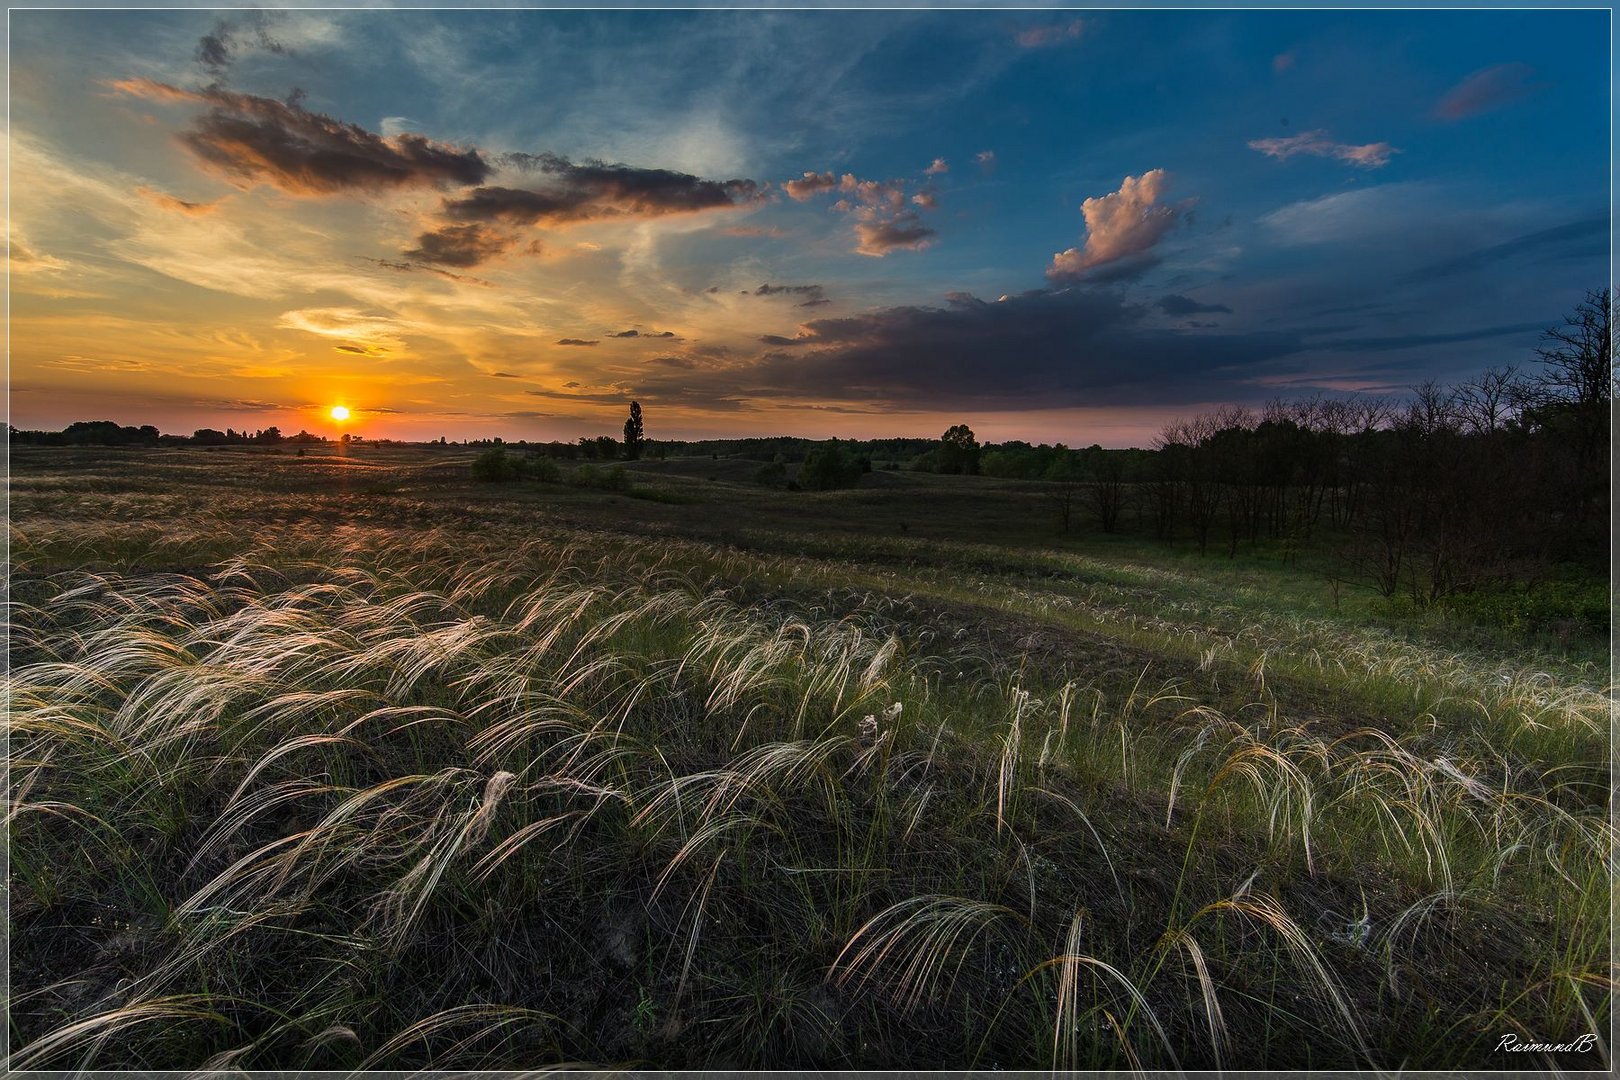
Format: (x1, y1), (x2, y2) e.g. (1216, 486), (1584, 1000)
(854, 212), (936, 257)
(1432, 63), (1541, 121)
(1272, 51), (1296, 74)
(722, 224), (785, 238)
(334, 343), (386, 356)
(556, 338), (599, 347)
(975, 150), (996, 168)
(11, 240), (68, 275)
(1259, 183), (1435, 247)
(784, 169), (938, 256)
(1157, 294), (1233, 316)
(1015, 19), (1085, 48)
(925, 157), (949, 175)
(1312, 321), (1547, 353)
(1048, 169), (1189, 281)
(619, 287), (1303, 411)
(1247, 130), (1398, 168)
(195, 12), (289, 76)
(608, 328), (679, 339)
(115, 79), (493, 195)
(136, 186), (220, 215)
(278, 307), (413, 351)
(753, 283), (826, 304)
(489, 371), (521, 378)
(783, 171), (841, 201)
(448, 153), (762, 228)
(43, 355), (152, 373)
(405, 223), (513, 267)
(1400, 216), (1608, 281)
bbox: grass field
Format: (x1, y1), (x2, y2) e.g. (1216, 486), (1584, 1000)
(8, 444), (1612, 1070)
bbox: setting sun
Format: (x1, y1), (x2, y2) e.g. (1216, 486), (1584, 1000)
(329, 405), (350, 422)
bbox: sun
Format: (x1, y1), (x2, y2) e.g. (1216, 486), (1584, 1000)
(329, 405), (351, 422)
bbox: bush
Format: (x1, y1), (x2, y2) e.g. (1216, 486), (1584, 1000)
(571, 463), (631, 492)
(753, 461), (787, 488)
(472, 448), (519, 482)
(525, 456), (560, 483)
(799, 440), (864, 491)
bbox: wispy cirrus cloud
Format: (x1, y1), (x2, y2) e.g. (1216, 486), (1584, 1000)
(1015, 19), (1085, 48)
(1247, 129), (1398, 168)
(1432, 63), (1541, 121)
(1048, 169), (1190, 282)
(136, 186), (222, 216)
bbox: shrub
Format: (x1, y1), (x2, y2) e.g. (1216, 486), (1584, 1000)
(471, 447), (519, 482)
(798, 440), (864, 491)
(571, 463), (632, 492)
(753, 461), (787, 488)
(525, 456), (561, 483)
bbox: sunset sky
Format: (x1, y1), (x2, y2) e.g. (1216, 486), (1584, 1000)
(10, 6), (1611, 446)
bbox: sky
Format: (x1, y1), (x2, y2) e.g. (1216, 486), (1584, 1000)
(9, 5), (1612, 446)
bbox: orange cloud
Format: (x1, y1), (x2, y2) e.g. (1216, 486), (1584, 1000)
(1048, 169), (1189, 281)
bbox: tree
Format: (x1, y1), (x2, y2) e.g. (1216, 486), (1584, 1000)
(937, 424), (981, 474)
(1532, 288), (1613, 410)
(799, 439), (864, 490)
(623, 401), (645, 460)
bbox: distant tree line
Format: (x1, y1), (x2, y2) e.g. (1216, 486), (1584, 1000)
(8, 423), (336, 447)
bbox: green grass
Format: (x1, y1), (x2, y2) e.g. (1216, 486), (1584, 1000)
(7, 445), (1612, 1070)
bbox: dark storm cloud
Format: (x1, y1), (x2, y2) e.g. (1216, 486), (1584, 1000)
(759, 334), (810, 347)
(1157, 294), (1233, 316)
(620, 288), (1303, 411)
(753, 283), (827, 303)
(115, 80), (493, 195)
(441, 154), (763, 228)
(405, 224), (513, 267)
(1401, 217), (1607, 282)
(1312, 322), (1548, 353)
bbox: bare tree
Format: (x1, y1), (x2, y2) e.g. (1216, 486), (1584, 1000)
(1452, 364), (1523, 435)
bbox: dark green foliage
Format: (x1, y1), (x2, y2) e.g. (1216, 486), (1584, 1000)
(936, 424), (981, 475)
(797, 440), (864, 490)
(572, 463), (632, 491)
(753, 460), (788, 488)
(472, 447), (520, 482)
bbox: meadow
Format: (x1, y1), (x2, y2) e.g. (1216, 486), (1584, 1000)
(8, 443), (1612, 1071)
